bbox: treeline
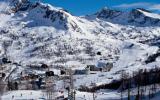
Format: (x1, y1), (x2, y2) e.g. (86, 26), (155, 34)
(79, 67), (160, 99)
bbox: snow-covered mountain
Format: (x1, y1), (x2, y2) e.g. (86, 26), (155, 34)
(95, 7), (160, 26)
(0, 0), (160, 84)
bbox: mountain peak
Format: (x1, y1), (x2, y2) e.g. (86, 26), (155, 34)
(1, 0), (81, 31)
(91, 7), (160, 25)
(132, 8), (151, 13)
(8, 0), (31, 12)
(95, 7), (122, 19)
(129, 8), (151, 18)
(129, 8), (160, 21)
(8, 0), (64, 13)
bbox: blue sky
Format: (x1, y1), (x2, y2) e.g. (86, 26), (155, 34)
(35, 0), (160, 15)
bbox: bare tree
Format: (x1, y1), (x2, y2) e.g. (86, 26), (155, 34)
(2, 41), (10, 57)
(120, 70), (128, 100)
(0, 79), (5, 98)
(64, 68), (76, 100)
(45, 76), (56, 100)
(127, 76), (131, 100)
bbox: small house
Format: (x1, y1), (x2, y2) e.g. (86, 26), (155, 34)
(74, 69), (88, 75)
(28, 64), (49, 70)
(28, 74), (39, 79)
(97, 51), (102, 55)
(60, 70), (66, 75)
(86, 65), (101, 71)
(29, 64), (41, 70)
(103, 63), (113, 72)
(41, 64), (49, 69)
(97, 61), (113, 72)
(86, 62), (113, 72)
(45, 71), (54, 77)
(1, 58), (11, 64)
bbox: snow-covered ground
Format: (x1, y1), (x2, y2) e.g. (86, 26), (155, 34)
(2, 86), (160, 100)
(0, 0), (160, 100)
(1, 90), (65, 100)
(1, 90), (45, 100)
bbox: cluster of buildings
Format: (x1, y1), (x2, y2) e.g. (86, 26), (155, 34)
(0, 56), (114, 99)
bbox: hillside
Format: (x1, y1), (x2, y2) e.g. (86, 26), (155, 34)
(0, 0), (160, 99)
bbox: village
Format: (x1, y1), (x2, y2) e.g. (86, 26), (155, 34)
(0, 56), (114, 100)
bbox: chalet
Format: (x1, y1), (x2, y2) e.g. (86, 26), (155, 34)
(28, 74), (39, 79)
(86, 62), (113, 72)
(60, 70), (66, 75)
(74, 69), (88, 75)
(28, 64), (49, 70)
(59, 68), (71, 75)
(96, 62), (113, 72)
(102, 63), (113, 72)
(86, 65), (101, 71)
(41, 64), (49, 69)
(97, 51), (102, 55)
(0, 57), (11, 64)
(20, 70), (39, 80)
(28, 64), (41, 70)
(45, 71), (54, 77)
